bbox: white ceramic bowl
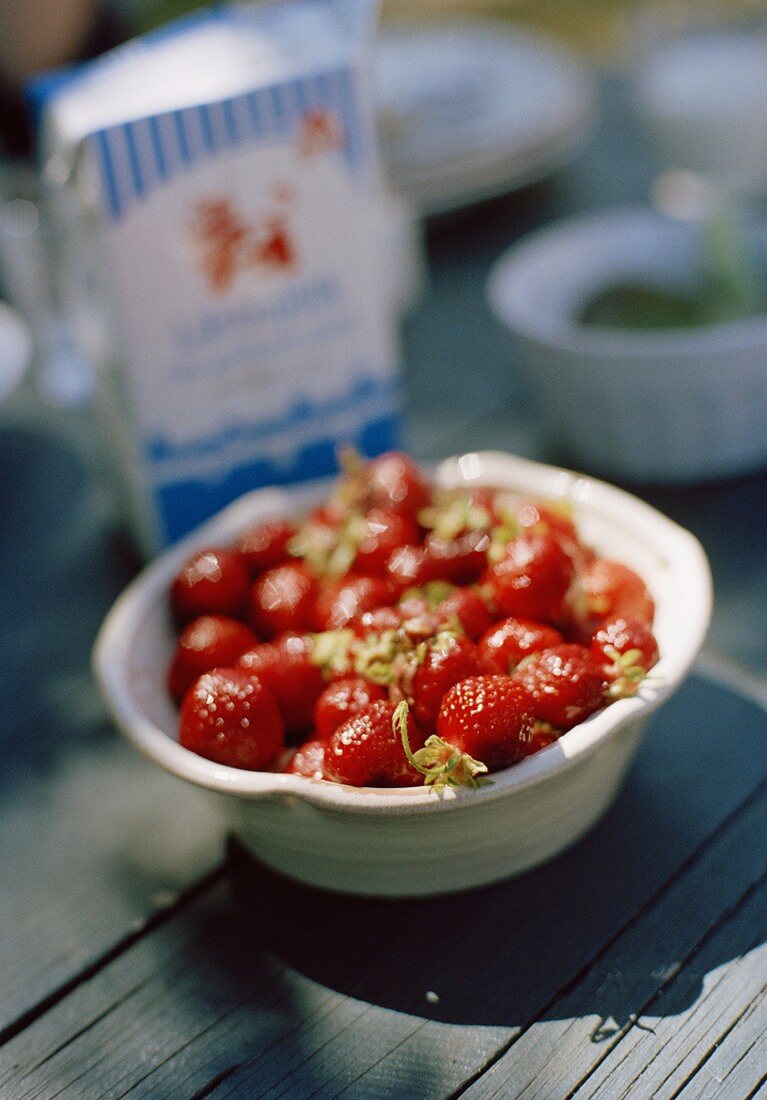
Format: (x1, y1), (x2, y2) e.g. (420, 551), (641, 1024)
(93, 451), (712, 897)
(488, 207), (767, 483)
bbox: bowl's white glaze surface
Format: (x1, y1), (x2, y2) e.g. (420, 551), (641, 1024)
(488, 208), (767, 482)
(93, 452), (712, 895)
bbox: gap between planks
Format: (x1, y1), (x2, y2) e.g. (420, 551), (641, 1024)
(0, 865), (227, 1052)
(448, 773), (767, 1100)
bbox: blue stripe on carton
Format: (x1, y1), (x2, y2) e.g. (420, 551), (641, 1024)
(172, 110), (190, 167)
(95, 130), (121, 219)
(222, 98), (238, 144)
(145, 374), (397, 469)
(147, 116), (168, 179)
(154, 411), (401, 545)
(87, 65), (362, 223)
(198, 103), (215, 153)
(122, 123), (145, 197)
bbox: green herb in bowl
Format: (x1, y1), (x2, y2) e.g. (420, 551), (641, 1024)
(579, 205), (766, 330)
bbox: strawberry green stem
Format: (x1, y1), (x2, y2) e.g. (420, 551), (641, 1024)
(393, 700), (427, 775)
(393, 701), (490, 790)
(603, 645), (651, 699)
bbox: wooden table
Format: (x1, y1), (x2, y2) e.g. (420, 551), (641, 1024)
(1, 77), (766, 1098)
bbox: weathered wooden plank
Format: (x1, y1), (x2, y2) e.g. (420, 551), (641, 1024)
(675, 986), (766, 1100)
(203, 1001), (503, 1100)
(0, 877), (501, 1100)
(458, 787), (767, 1100)
(0, 884), (294, 1100)
(0, 421), (225, 1037)
(1, 677), (766, 1100)
(0, 680), (224, 1038)
(577, 879), (767, 1100)
(659, 984), (767, 1100)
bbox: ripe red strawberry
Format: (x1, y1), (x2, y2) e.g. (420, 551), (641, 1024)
(237, 518), (297, 576)
(178, 667), (283, 770)
(420, 486), (501, 539)
(425, 530), (490, 585)
(349, 594), (441, 642)
(333, 448), (430, 519)
(238, 632), (324, 733)
(436, 587), (492, 640)
(171, 548), (250, 623)
(581, 558), (655, 626)
(396, 595), (435, 618)
(436, 675), (536, 772)
(284, 739), (327, 779)
(511, 644), (608, 729)
(353, 508), (421, 575)
(410, 634), (487, 733)
(311, 574), (395, 631)
(366, 451), (430, 516)
(396, 595), (443, 639)
(249, 562), (318, 638)
(513, 499), (589, 569)
(591, 616), (659, 670)
(168, 614), (258, 701)
(478, 616), (564, 674)
(386, 531), (490, 591)
(308, 501), (347, 528)
(349, 604), (403, 637)
(314, 677), (387, 739)
(325, 700), (425, 787)
(287, 510), (343, 575)
(386, 543), (437, 590)
(523, 726), (560, 756)
(591, 616), (659, 698)
(467, 486), (503, 523)
(486, 531), (576, 624)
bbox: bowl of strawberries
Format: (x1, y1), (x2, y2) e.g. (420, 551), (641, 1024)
(93, 449), (712, 896)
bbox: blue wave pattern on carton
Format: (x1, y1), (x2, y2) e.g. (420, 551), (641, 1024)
(150, 374), (401, 541)
(157, 410), (400, 543)
(147, 373), (397, 464)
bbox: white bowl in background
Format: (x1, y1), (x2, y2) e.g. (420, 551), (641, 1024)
(635, 33), (767, 196)
(488, 207), (767, 483)
(93, 451), (712, 897)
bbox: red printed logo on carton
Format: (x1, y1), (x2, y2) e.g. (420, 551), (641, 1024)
(299, 108), (343, 158)
(191, 187), (297, 294)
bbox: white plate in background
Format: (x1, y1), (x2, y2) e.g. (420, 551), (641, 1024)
(376, 21), (598, 214)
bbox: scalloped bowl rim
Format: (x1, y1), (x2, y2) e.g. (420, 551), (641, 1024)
(487, 205), (767, 358)
(93, 451), (712, 816)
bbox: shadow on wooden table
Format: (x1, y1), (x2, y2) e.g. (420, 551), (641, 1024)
(0, 423), (140, 777)
(222, 677), (767, 1036)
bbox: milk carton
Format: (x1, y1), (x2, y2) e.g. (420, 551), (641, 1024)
(30, 1), (400, 552)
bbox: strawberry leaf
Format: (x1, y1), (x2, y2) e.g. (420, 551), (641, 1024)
(393, 701), (490, 790)
(603, 645), (651, 699)
(309, 629), (355, 679)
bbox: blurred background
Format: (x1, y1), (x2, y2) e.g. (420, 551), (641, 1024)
(1, 7), (766, 1091)
(1, 0), (766, 682)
